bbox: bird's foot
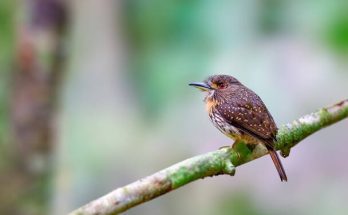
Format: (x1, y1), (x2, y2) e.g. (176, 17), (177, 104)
(235, 151), (241, 159)
(219, 145), (242, 159)
(231, 142), (242, 159)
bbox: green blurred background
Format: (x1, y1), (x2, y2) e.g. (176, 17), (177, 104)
(1, 0), (348, 214)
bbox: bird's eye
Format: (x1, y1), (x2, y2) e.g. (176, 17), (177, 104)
(217, 83), (226, 89)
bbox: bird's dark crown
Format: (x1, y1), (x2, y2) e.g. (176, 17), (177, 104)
(205, 75), (241, 90)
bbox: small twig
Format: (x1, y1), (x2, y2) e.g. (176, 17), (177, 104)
(70, 99), (348, 215)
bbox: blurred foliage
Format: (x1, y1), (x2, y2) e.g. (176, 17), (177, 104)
(216, 191), (269, 215)
(123, 0), (348, 117)
(124, 0), (212, 116)
(324, 11), (348, 54)
(0, 0), (15, 167)
(0, 0), (15, 64)
(259, 0), (286, 34)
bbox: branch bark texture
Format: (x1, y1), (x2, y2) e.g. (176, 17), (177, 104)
(70, 99), (348, 215)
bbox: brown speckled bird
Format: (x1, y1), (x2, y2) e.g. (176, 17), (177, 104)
(190, 75), (287, 181)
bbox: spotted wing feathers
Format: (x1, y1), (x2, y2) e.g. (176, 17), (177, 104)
(216, 87), (277, 145)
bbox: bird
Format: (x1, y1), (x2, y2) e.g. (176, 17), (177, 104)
(189, 75), (287, 181)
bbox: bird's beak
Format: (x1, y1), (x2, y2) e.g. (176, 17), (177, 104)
(189, 82), (212, 91)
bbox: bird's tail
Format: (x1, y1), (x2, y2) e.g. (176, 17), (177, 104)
(268, 148), (287, 182)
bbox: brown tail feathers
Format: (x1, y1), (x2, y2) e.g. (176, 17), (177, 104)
(268, 148), (287, 182)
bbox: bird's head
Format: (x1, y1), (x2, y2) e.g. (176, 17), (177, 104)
(189, 75), (241, 102)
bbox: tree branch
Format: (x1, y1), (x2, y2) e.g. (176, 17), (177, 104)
(70, 99), (348, 215)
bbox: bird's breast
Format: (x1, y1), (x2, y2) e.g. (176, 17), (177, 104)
(209, 108), (260, 144)
(209, 109), (241, 139)
(205, 99), (217, 114)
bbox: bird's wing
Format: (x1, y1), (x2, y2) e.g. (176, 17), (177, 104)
(216, 88), (277, 146)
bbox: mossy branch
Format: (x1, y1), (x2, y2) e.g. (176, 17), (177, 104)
(70, 99), (348, 215)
